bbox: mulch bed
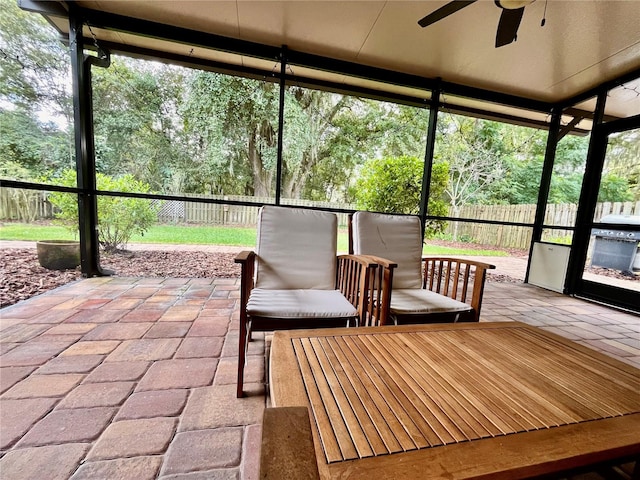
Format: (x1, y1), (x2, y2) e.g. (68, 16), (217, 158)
(1, 248), (240, 308)
(2, 245), (635, 308)
(1, 249), (83, 308)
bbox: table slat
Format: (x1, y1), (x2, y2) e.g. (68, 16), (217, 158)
(289, 325), (640, 466)
(293, 339), (346, 463)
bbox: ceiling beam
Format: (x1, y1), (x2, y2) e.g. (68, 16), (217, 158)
(563, 107), (618, 123)
(80, 37), (581, 132)
(556, 66), (640, 111)
(27, 1), (554, 115)
(557, 114), (585, 141)
(19, 0), (638, 120)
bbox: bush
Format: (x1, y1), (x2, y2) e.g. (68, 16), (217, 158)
(354, 156), (448, 237)
(47, 170), (159, 252)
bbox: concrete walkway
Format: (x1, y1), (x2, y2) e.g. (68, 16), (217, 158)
(0, 276), (638, 479)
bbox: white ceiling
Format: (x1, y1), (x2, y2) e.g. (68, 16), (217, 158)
(45, 0), (640, 120)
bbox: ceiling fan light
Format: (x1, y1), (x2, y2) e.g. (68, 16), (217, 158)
(497, 0), (534, 9)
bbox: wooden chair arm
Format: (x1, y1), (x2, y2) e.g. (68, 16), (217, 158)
(422, 257), (496, 322)
(337, 254), (396, 327)
(337, 254), (374, 327)
(259, 407), (320, 480)
(360, 255), (398, 271)
(235, 250), (255, 316)
(363, 255), (397, 327)
(235, 250), (255, 264)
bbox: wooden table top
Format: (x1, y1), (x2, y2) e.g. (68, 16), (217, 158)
(269, 322), (640, 480)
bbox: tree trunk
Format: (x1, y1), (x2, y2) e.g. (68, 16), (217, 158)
(248, 134), (273, 197)
(282, 151), (315, 199)
(451, 204), (461, 241)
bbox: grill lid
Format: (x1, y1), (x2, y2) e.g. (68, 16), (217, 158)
(593, 214), (640, 240)
(600, 214), (640, 225)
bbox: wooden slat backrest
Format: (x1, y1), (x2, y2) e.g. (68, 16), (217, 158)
(422, 257), (494, 321)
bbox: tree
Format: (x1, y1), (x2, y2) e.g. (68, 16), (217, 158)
(0, 0), (73, 181)
(436, 116), (508, 238)
(0, 0), (71, 118)
(48, 170), (159, 252)
(305, 100), (431, 203)
(281, 87), (354, 199)
(0, 109), (72, 179)
(354, 156), (449, 237)
(603, 129), (639, 201)
(598, 173), (633, 202)
(484, 128), (634, 205)
(182, 76), (434, 202)
(182, 72), (279, 197)
(91, 59), (191, 193)
(426, 162), (450, 236)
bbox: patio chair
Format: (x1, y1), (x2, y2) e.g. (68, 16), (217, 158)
(234, 205), (385, 397)
(350, 211), (495, 325)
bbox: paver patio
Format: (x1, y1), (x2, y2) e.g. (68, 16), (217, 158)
(0, 274), (638, 479)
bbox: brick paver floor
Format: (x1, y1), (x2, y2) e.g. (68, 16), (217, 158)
(0, 275), (638, 479)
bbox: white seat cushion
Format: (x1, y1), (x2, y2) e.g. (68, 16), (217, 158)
(352, 211), (422, 289)
(390, 289), (472, 315)
(255, 206), (337, 290)
(247, 289), (358, 319)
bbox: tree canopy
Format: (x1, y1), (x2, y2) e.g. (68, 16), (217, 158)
(354, 156), (449, 236)
(1, 0), (636, 221)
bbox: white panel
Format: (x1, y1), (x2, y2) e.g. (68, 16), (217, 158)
(528, 242), (571, 293)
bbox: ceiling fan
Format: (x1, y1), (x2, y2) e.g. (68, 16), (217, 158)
(418, 0), (536, 48)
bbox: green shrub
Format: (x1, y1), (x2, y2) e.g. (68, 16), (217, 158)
(47, 170), (159, 252)
(354, 156), (449, 237)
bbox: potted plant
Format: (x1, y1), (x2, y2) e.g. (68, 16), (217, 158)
(36, 240), (80, 270)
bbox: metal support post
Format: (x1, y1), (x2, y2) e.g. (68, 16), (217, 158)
(275, 46), (287, 205)
(419, 80), (441, 240)
(524, 109), (561, 284)
(69, 8), (109, 276)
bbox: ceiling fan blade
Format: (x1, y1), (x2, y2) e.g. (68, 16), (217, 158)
(495, 7), (524, 47)
(418, 0), (477, 28)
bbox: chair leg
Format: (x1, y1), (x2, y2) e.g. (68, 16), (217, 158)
(237, 317), (248, 398)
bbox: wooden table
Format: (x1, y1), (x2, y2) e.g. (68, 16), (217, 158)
(269, 322), (640, 479)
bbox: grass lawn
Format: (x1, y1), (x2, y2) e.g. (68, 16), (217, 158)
(1, 223), (74, 241)
(129, 224), (257, 246)
(1, 222), (507, 256)
(0, 223), (256, 246)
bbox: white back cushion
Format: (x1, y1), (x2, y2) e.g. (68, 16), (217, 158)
(352, 211), (422, 289)
(255, 206), (337, 290)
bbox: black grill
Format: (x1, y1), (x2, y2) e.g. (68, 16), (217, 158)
(591, 215), (640, 272)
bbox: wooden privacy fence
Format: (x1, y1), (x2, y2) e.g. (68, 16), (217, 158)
(2, 186), (638, 250)
(0, 188), (54, 222)
(156, 195), (356, 227)
(447, 204), (537, 250)
(449, 201), (640, 250)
